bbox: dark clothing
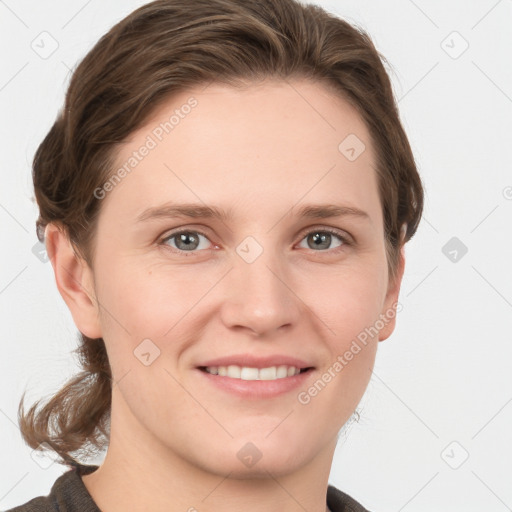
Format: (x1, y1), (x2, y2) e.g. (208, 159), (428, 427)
(5, 462), (370, 511)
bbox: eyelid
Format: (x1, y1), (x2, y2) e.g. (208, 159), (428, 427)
(296, 224), (354, 246)
(159, 227), (214, 249)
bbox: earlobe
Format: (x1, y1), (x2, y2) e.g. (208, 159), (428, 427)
(44, 223), (103, 339)
(378, 244), (406, 342)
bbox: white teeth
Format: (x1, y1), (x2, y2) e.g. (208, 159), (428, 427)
(259, 367), (276, 380)
(276, 365), (288, 378)
(228, 365), (241, 378)
(204, 365), (303, 380)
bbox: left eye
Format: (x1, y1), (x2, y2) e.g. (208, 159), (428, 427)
(162, 231), (211, 252)
(161, 229), (349, 254)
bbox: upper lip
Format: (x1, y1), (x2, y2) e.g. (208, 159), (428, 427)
(197, 354), (314, 370)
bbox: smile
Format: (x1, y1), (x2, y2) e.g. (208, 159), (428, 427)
(201, 365), (311, 380)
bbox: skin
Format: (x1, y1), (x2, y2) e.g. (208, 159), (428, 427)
(46, 78), (405, 512)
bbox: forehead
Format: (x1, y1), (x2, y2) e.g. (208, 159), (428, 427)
(100, 79), (381, 226)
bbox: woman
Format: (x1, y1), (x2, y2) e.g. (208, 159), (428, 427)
(9, 0), (423, 510)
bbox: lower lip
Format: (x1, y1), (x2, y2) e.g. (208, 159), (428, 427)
(196, 368), (315, 399)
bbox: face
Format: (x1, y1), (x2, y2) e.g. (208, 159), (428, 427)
(68, 79), (403, 478)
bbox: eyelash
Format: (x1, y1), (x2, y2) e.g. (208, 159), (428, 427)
(159, 226), (352, 256)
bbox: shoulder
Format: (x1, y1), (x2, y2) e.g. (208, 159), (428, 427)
(327, 483), (372, 512)
(4, 463), (100, 512)
(4, 495), (55, 512)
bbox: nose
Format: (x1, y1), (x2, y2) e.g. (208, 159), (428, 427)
(219, 244), (302, 337)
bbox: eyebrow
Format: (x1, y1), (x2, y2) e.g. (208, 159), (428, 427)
(136, 201), (370, 223)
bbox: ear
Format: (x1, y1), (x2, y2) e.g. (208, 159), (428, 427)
(44, 223), (103, 339)
(378, 244), (406, 342)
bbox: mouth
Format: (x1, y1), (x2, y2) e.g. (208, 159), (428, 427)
(196, 364), (315, 398)
(197, 364), (313, 380)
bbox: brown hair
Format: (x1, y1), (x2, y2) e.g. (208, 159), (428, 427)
(19, 0), (424, 467)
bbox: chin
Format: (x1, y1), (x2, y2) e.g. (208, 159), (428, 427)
(211, 437), (314, 479)
(212, 456), (307, 480)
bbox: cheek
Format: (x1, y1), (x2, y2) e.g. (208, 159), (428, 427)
(303, 261), (385, 400)
(309, 260), (388, 341)
(93, 260), (208, 379)
(295, 268), (383, 423)
(95, 258), (198, 332)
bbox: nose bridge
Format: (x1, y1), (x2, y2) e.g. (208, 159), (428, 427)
(220, 235), (300, 335)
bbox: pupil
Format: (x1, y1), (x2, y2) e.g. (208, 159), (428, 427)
(178, 233), (198, 249)
(311, 232), (330, 249)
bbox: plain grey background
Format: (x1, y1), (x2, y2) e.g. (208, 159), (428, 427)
(1, 1), (511, 510)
